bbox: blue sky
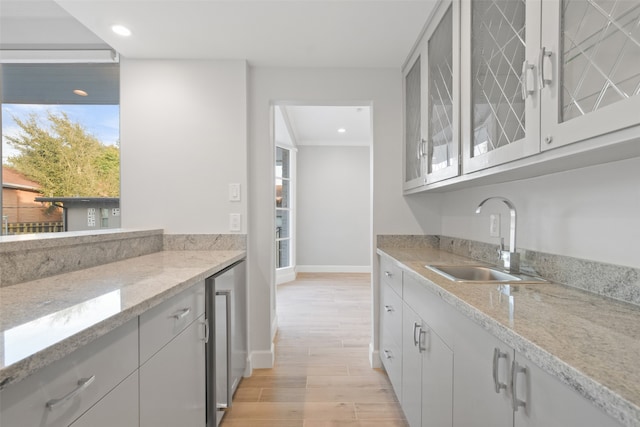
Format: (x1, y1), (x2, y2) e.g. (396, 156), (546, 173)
(2, 104), (119, 165)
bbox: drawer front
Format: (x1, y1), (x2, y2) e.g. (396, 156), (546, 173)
(380, 325), (403, 403)
(379, 255), (402, 296)
(139, 281), (205, 364)
(381, 282), (403, 348)
(0, 319), (138, 427)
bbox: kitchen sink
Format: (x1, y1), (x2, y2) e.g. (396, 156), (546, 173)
(425, 265), (546, 283)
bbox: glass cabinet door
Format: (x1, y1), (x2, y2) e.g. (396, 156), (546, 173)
(461, 0), (541, 173)
(403, 49), (426, 191)
(425, 2), (460, 184)
(540, 0), (640, 150)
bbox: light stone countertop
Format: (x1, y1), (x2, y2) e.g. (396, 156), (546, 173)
(0, 249), (245, 390)
(378, 246), (640, 427)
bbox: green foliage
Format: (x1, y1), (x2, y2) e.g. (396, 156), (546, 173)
(5, 111), (119, 197)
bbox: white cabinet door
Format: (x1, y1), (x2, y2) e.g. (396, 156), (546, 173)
(424, 0), (461, 185)
(452, 310), (512, 427)
(513, 352), (622, 427)
(402, 304), (423, 427)
(460, 0), (542, 173)
(420, 323), (453, 427)
(540, 0), (640, 151)
(140, 313), (207, 427)
(403, 301), (453, 427)
(380, 280), (403, 401)
(69, 372), (138, 427)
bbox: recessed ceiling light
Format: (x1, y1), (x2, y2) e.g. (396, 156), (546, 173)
(111, 24), (132, 37)
(337, 128), (347, 133)
(73, 89), (88, 97)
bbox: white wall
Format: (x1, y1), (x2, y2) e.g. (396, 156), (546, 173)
(296, 145), (371, 271)
(120, 59), (247, 234)
(439, 156), (640, 269)
(248, 67), (442, 368)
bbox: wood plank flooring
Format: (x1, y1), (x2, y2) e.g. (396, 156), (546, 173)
(220, 273), (408, 427)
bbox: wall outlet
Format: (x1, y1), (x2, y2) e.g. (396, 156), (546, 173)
(489, 213), (500, 237)
(229, 213), (241, 232)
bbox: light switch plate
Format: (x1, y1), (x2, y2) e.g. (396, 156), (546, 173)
(229, 213), (241, 232)
(229, 183), (241, 202)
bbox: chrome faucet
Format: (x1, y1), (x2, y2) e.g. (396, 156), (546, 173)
(475, 197), (520, 274)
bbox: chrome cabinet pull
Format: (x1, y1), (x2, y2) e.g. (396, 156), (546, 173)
(201, 318), (209, 343)
(383, 349), (393, 359)
(418, 327), (429, 353)
(172, 307), (191, 320)
(46, 375), (96, 410)
(521, 61), (535, 100)
(492, 348), (508, 394)
(539, 47), (553, 89)
(384, 305), (394, 313)
(384, 271), (392, 278)
(413, 322), (421, 347)
(511, 360), (527, 411)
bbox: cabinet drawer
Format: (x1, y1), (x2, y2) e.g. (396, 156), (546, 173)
(69, 371), (139, 427)
(380, 256), (402, 296)
(139, 281), (205, 364)
(380, 325), (403, 403)
(381, 282), (403, 348)
(0, 319), (138, 427)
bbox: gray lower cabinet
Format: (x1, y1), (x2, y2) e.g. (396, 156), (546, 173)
(402, 302), (453, 427)
(139, 313), (207, 427)
(450, 289), (623, 427)
(378, 254), (623, 427)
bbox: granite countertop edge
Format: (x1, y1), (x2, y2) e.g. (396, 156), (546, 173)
(0, 249), (245, 391)
(377, 247), (640, 427)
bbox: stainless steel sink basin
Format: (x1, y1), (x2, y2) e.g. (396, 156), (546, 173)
(425, 265), (546, 283)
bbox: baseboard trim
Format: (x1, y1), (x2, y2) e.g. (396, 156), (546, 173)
(250, 346), (275, 369)
(369, 343), (381, 369)
(276, 268), (296, 285)
(297, 265), (371, 273)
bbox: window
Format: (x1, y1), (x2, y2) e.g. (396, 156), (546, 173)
(1, 60), (120, 235)
(276, 146), (292, 269)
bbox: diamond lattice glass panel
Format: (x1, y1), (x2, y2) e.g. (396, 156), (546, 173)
(561, 0), (640, 122)
(428, 6), (454, 173)
(471, 0), (526, 157)
(405, 58), (422, 181)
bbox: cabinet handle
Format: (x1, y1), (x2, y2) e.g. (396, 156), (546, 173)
(511, 360), (527, 411)
(172, 307), (191, 320)
(413, 322), (421, 347)
(521, 60), (535, 100)
(46, 375), (96, 410)
(384, 305), (394, 313)
(492, 348), (508, 394)
(201, 318), (210, 343)
(539, 47), (553, 89)
(418, 327), (429, 353)
(384, 271), (392, 278)
(383, 349), (393, 359)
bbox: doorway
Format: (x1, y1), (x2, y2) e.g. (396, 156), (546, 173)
(273, 104), (373, 285)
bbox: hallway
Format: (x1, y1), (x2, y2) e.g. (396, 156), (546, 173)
(221, 273), (408, 427)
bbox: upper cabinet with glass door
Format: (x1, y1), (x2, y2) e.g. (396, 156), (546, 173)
(460, 0), (541, 174)
(403, 0), (460, 192)
(539, 0), (640, 150)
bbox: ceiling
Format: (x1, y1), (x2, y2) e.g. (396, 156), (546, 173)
(1, 0), (437, 145)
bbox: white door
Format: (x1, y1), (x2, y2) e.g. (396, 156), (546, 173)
(402, 304), (424, 427)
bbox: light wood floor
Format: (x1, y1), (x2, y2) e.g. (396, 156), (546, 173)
(220, 273), (408, 427)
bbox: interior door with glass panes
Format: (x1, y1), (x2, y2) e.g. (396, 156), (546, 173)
(540, 0), (640, 151)
(425, 0), (460, 184)
(461, 0), (541, 173)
